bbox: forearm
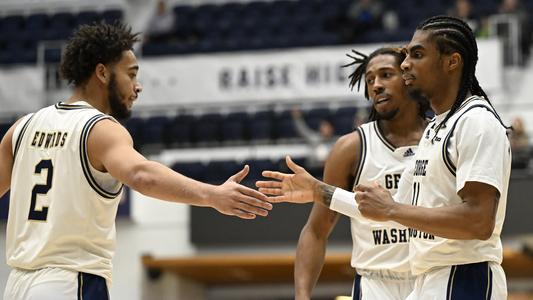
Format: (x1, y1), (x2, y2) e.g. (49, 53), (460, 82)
(389, 202), (494, 240)
(127, 160), (214, 206)
(294, 228), (328, 299)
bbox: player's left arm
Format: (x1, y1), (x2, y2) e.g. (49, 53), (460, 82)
(0, 119), (24, 198)
(357, 112), (510, 240)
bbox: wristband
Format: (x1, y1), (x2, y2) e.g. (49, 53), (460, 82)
(329, 188), (361, 218)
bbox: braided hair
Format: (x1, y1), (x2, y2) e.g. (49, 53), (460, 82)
(343, 47), (430, 121)
(415, 15), (508, 137)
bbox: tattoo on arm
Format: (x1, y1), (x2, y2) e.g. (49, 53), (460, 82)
(315, 182), (336, 206)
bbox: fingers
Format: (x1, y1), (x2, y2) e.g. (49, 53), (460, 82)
(261, 170), (288, 180)
(231, 209), (257, 220)
(286, 156), (305, 173)
(354, 183), (370, 192)
(263, 196), (287, 203)
(233, 198), (270, 217)
(236, 185), (273, 211)
(255, 180), (282, 189)
(228, 165), (249, 183)
(237, 184), (272, 205)
(257, 187), (283, 196)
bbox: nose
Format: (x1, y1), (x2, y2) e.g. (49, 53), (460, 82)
(135, 83), (143, 94)
(401, 56), (411, 72)
(372, 77), (384, 94)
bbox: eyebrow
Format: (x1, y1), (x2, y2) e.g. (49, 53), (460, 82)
(129, 65), (139, 71)
(407, 45), (425, 53)
(365, 66), (396, 77)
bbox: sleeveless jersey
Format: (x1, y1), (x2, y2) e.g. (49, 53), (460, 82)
(6, 101), (123, 285)
(350, 121), (418, 278)
(408, 96), (511, 275)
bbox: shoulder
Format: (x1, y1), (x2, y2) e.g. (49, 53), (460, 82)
(88, 118), (133, 146)
(455, 104), (506, 134)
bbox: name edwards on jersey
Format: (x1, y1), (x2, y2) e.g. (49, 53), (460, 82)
(371, 172), (435, 246)
(30, 130), (68, 150)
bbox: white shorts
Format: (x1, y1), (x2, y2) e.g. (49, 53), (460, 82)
(4, 267), (109, 300)
(406, 261), (507, 300)
(351, 273), (415, 300)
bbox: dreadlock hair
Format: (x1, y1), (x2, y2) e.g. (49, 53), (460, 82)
(343, 47), (430, 121)
(60, 22), (140, 87)
(415, 15), (508, 139)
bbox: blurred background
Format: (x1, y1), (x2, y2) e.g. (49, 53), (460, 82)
(0, 0), (533, 299)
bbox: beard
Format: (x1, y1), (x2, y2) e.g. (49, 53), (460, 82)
(108, 73), (131, 120)
(375, 108), (399, 120)
(407, 86), (430, 107)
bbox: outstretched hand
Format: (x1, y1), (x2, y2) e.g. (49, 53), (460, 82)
(212, 165), (273, 220)
(255, 156), (319, 204)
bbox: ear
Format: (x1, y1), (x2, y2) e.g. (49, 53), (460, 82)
(95, 63), (109, 85)
(447, 52), (462, 72)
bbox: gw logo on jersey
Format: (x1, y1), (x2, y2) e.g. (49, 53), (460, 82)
(30, 131), (68, 149)
(414, 159), (428, 176)
(385, 174), (401, 189)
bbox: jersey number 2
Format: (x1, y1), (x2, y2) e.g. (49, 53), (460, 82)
(28, 159), (53, 221)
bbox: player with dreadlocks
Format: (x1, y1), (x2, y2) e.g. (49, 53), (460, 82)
(353, 15), (511, 299)
(257, 47), (429, 299)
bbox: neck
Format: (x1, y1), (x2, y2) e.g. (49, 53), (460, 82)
(429, 74), (462, 115)
(378, 105), (427, 147)
(66, 82), (109, 114)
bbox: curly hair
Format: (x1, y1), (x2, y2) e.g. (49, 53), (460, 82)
(60, 22), (140, 86)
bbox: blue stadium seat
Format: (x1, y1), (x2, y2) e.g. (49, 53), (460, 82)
(305, 107), (332, 131)
(76, 11), (100, 27)
(45, 12), (74, 40)
(204, 160), (241, 183)
(2, 15), (25, 41)
(124, 117), (145, 148)
(193, 113), (221, 144)
(248, 111), (273, 142)
(221, 112), (248, 143)
(164, 115), (194, 146)
(274, 110), (298, 140)
(24, 14), (49, 41)
(142, 116), (169, 146)
(101, 9), (123, 24)
(172, 162), (205, 181)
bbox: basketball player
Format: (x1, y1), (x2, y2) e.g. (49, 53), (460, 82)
(0, 23), (271, 300)
(260, 16), (511, 299)
(260, 47), (430, 300)
(355, 16), (511, 299)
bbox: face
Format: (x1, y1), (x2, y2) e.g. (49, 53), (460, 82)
(401, 30), (447, 102)
(107, 50), (142, 120)
(365, 54), (410, 120)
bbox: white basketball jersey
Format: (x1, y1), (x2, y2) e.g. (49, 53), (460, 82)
(6, 101), (122, 285)
(408, 96), (511, 275)
(350, 121), (418, 277)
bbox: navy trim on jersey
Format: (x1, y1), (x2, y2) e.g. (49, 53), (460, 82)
(352, 274), (362, 300)
(445, 262), (493, 300)
(442, 100), (506, 177)
(55, 102), (93, 110)
(373, 121), (396, 151)
(77, 272), (109, 300)
(79, 114), (123, 199)
(13, 114), (35, 159)
(353, 127), (367, 185)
